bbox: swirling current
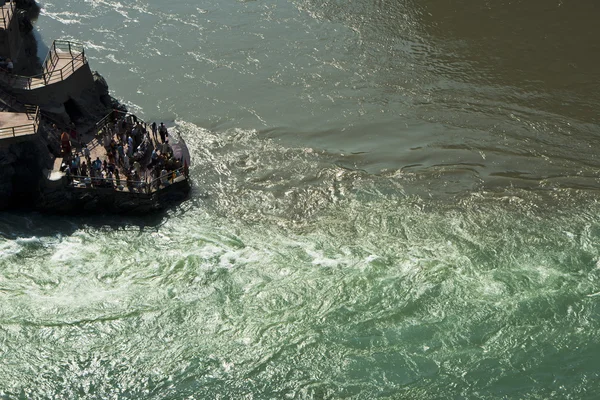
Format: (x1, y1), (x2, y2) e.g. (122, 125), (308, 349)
(2, 0), (600, 398)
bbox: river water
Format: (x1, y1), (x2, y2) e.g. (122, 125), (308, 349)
(2, 0), (600, 398)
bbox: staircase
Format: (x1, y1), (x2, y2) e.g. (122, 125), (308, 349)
(0, 84), (20, 111)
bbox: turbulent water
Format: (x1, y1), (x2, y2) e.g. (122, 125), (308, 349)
(2, 0), (600, 398)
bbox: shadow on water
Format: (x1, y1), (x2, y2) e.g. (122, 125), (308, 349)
(0, 209), (170, 239)
(0, 180), (211, 238)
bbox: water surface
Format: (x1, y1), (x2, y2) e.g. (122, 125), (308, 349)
(2, 0), (600, 398)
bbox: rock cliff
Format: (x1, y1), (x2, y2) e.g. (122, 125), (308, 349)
(0, 1), (126, 211)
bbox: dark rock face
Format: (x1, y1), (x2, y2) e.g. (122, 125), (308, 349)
(14, 0), (40, 20)
(14, 31), (41, 75)
(92, 71), (109, 95)
(9, 142), (43, 206)
(0, 132), (53, 209)
(0, 0), (192, 214)
(0, 151), (16, 209)
(14, 2), (42, 76)
(16, 9), (34, 33)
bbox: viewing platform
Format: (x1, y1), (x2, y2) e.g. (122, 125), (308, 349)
(51, 110), (191, 202)
(0, 39), (89, 146)
(0, 104), (39, 142)
(0, 40), (87, 90)
(0, 2), (191, 213)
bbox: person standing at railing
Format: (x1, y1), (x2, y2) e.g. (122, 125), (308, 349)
(159, 123), (168, 144)
(114, 146), (120, 167)
(127, 136), (133, 157)
(133, 160), (141, 176)
(160, 168), (169, 187)
(51, 123), (59, 138)
(123, 170), (131, 192)
(148, 148), (158, 169)
(70, 159), (77, 176)
(65, 167), (72, 184)
(92, 157), (102, 172)
(131, 123), (140, 149)
(83, 144), (91, 165)
(160, 140), (169, 157)
(117, 143), (124, 166)
(60, 131), (71, 156)
(103, 131), (111, 151)
(151, 122), (158, 143)
(106, 170), (114, 188)
(6, 59), (13, 74)
(123, 153), (130, 172)
(74, 154), (81, 173)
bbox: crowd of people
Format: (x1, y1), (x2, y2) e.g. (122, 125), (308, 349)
(61, 114), (187, 192)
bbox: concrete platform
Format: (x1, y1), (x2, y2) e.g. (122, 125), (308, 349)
(0, 110), (37, 140)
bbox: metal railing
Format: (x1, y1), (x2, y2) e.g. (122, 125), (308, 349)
(0, 1), (14, 30)
(0, 40), (87, 89)
(64, 109), (190, 193)
(0, 105), (39, 139)
(95, 108), (144, 132)
(40, 40), (86, 85)
(67, 166), (187, 194)
(95, 108), (126, 132)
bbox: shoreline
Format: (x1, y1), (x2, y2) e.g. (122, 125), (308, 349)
(0, 0), (191, 214)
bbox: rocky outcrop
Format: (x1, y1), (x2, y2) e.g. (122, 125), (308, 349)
(66, 71), (124, 123)
(0, 124), (54, 209)
(0, 0), (191, 214)
(13, 0), (42, 76)
(35, 70), (126, 134)
(15, 28), (41, 75)
(0, 149), (17, 208)
(14, 0), (40, 21)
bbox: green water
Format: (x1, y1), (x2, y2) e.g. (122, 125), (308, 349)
(4, 194), (600, 398)
(2, 0), (600, 398)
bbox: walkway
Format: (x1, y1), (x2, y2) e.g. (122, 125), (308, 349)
(55, 111), (188, 194)
(0, 105), (39, 140)
(0, 40), (84, 143)
(0, 40), (86, 90)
